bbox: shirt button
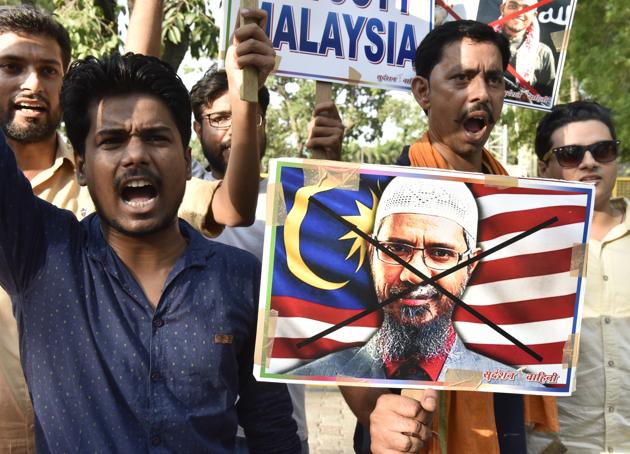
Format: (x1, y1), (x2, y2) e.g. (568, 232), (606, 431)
(150, 435), (161, 446)
(153, 318), (165, 328)
(603, 275), (609, 281)
(608, 406), (615, 413)
(605, 317), (611, 324)
(608, 447), (614, 453)
(151, 371), (161, 381)
(608, 360), (615, 367)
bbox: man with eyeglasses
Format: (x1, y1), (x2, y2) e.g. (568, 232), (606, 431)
(528, 100), (630, 454)
(291, 177), (510, 381)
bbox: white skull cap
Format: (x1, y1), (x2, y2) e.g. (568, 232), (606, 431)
(374, 177), (478, 244)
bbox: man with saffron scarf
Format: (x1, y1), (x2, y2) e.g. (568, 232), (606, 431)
(494, 0), (556, 97)
(340, 20), (558, 454)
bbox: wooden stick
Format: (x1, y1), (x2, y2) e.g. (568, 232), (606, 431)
(311, 81), (333, 159)
(240, 0), (259, 102)
(401, 389), (426, 400)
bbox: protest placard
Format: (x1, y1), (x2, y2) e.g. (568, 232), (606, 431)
(435, 0), (578, 111)
(254, 158), (594, 395)
(220, 0), (432, 90)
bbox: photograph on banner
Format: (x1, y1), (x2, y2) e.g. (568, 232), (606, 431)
(435, 0), (577, 111)
(220, 0), (432, 90)
(254, 158), (594, 395)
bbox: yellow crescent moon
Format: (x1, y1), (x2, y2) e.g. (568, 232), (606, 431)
(284, 181), (349, 291)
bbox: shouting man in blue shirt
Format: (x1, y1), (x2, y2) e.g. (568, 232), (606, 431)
(0, 10), (299, 453)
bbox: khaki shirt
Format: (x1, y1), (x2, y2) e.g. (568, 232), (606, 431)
(0, 137), (221, 453)
(528, 198), (630, 453)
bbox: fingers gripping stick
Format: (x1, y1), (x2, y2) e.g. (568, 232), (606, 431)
(312, 81), (333, 159)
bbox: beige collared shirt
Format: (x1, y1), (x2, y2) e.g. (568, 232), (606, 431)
(0, 137), (220, 453)
(528, 198), (630, 453)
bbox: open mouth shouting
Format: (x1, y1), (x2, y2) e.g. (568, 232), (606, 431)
(120, 177), (159, 209)
(458, 104), (495, 142)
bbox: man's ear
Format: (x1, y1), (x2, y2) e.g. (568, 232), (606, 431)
(75, 152), (88, 186)
(193, 120), (202, 139)
(184, 146), (192, 180)
(537, 159), (548, 177)
(411, 75), (430, 111)
(467, 247), (482, 275)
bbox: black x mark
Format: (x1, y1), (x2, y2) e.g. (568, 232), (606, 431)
(296, 195), (559, 363)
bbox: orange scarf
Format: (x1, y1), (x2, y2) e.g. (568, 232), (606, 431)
(408, 133), (558, 454)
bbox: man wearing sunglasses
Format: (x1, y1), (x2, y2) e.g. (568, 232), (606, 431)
(529, 100), (630, 453)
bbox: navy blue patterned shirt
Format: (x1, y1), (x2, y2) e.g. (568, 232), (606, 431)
(0, 133), (299, 453)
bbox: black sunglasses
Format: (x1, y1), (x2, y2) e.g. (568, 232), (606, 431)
(543, 140), (620, 168)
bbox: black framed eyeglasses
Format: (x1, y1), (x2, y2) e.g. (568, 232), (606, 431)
(375, 241), (471, 271)
(203, 113), (264, 129)
(542, 140), (620, 168)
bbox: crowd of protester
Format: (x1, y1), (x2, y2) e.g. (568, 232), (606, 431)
(0, 2), (626, 453)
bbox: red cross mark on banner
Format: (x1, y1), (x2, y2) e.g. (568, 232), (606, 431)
(435, 0), (555, 99)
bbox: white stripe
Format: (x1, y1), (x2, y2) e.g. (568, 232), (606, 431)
(463, 271), (578, 306)
(477, 193), (588, 219)
(275, 316), (377, 343)
(266, 358), (308, 374)
(455, 317), (574, 345)
(478, 223), (585, 261)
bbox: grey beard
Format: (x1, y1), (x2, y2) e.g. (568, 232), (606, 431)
(3, 117), (57, 144)
(368, 309), (453, 363)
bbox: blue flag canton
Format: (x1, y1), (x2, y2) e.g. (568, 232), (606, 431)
(271, 166), (391, 310)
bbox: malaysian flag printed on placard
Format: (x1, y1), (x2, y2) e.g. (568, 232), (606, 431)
(261, 162), (591, 392)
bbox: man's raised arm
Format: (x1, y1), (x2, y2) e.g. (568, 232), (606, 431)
(124, 0), (162, 57)
(210, 8), (275, 227)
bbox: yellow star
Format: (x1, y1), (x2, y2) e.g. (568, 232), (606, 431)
(339, 190), (379, 272)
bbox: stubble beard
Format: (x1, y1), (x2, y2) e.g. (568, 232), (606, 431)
(1, 109), (59, 145)
(201, 140), (229, 177)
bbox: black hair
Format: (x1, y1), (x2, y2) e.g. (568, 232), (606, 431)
(61, 53), (192, 156)
(535, 101), (617, 160)
(0, 6), (72, 70)
(415, 20), (510, 79)
(190, 65), (270, 122)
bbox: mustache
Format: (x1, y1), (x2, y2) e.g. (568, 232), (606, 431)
(113, 168), (162, 190)
(219, 141), (231, 152)
(456, 102), (496, 125)
(390, 284), (440, 301)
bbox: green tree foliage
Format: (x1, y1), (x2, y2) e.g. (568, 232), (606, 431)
(52, 0), (122, 59)
(161, 0), (218, 70)
(563, 0), (630, 161)
(497, 0), (630, 166)
(17, 0), (219, 71)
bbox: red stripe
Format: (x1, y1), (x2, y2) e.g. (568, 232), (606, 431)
(478, 206), (586, 242)
(466, 341), (565, 366)
(435, 0), (462, 21)
(271, 296), (382, 327)
(453, 294), (576, 324)
(471, 185), (583, 198)
(470, 248), (573, 285)
(271, 337), (364, 360)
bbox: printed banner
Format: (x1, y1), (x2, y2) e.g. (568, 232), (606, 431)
(435, 0), (578, 111)
(220, 0), (433, 90)
(254, 159), (594, 395)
